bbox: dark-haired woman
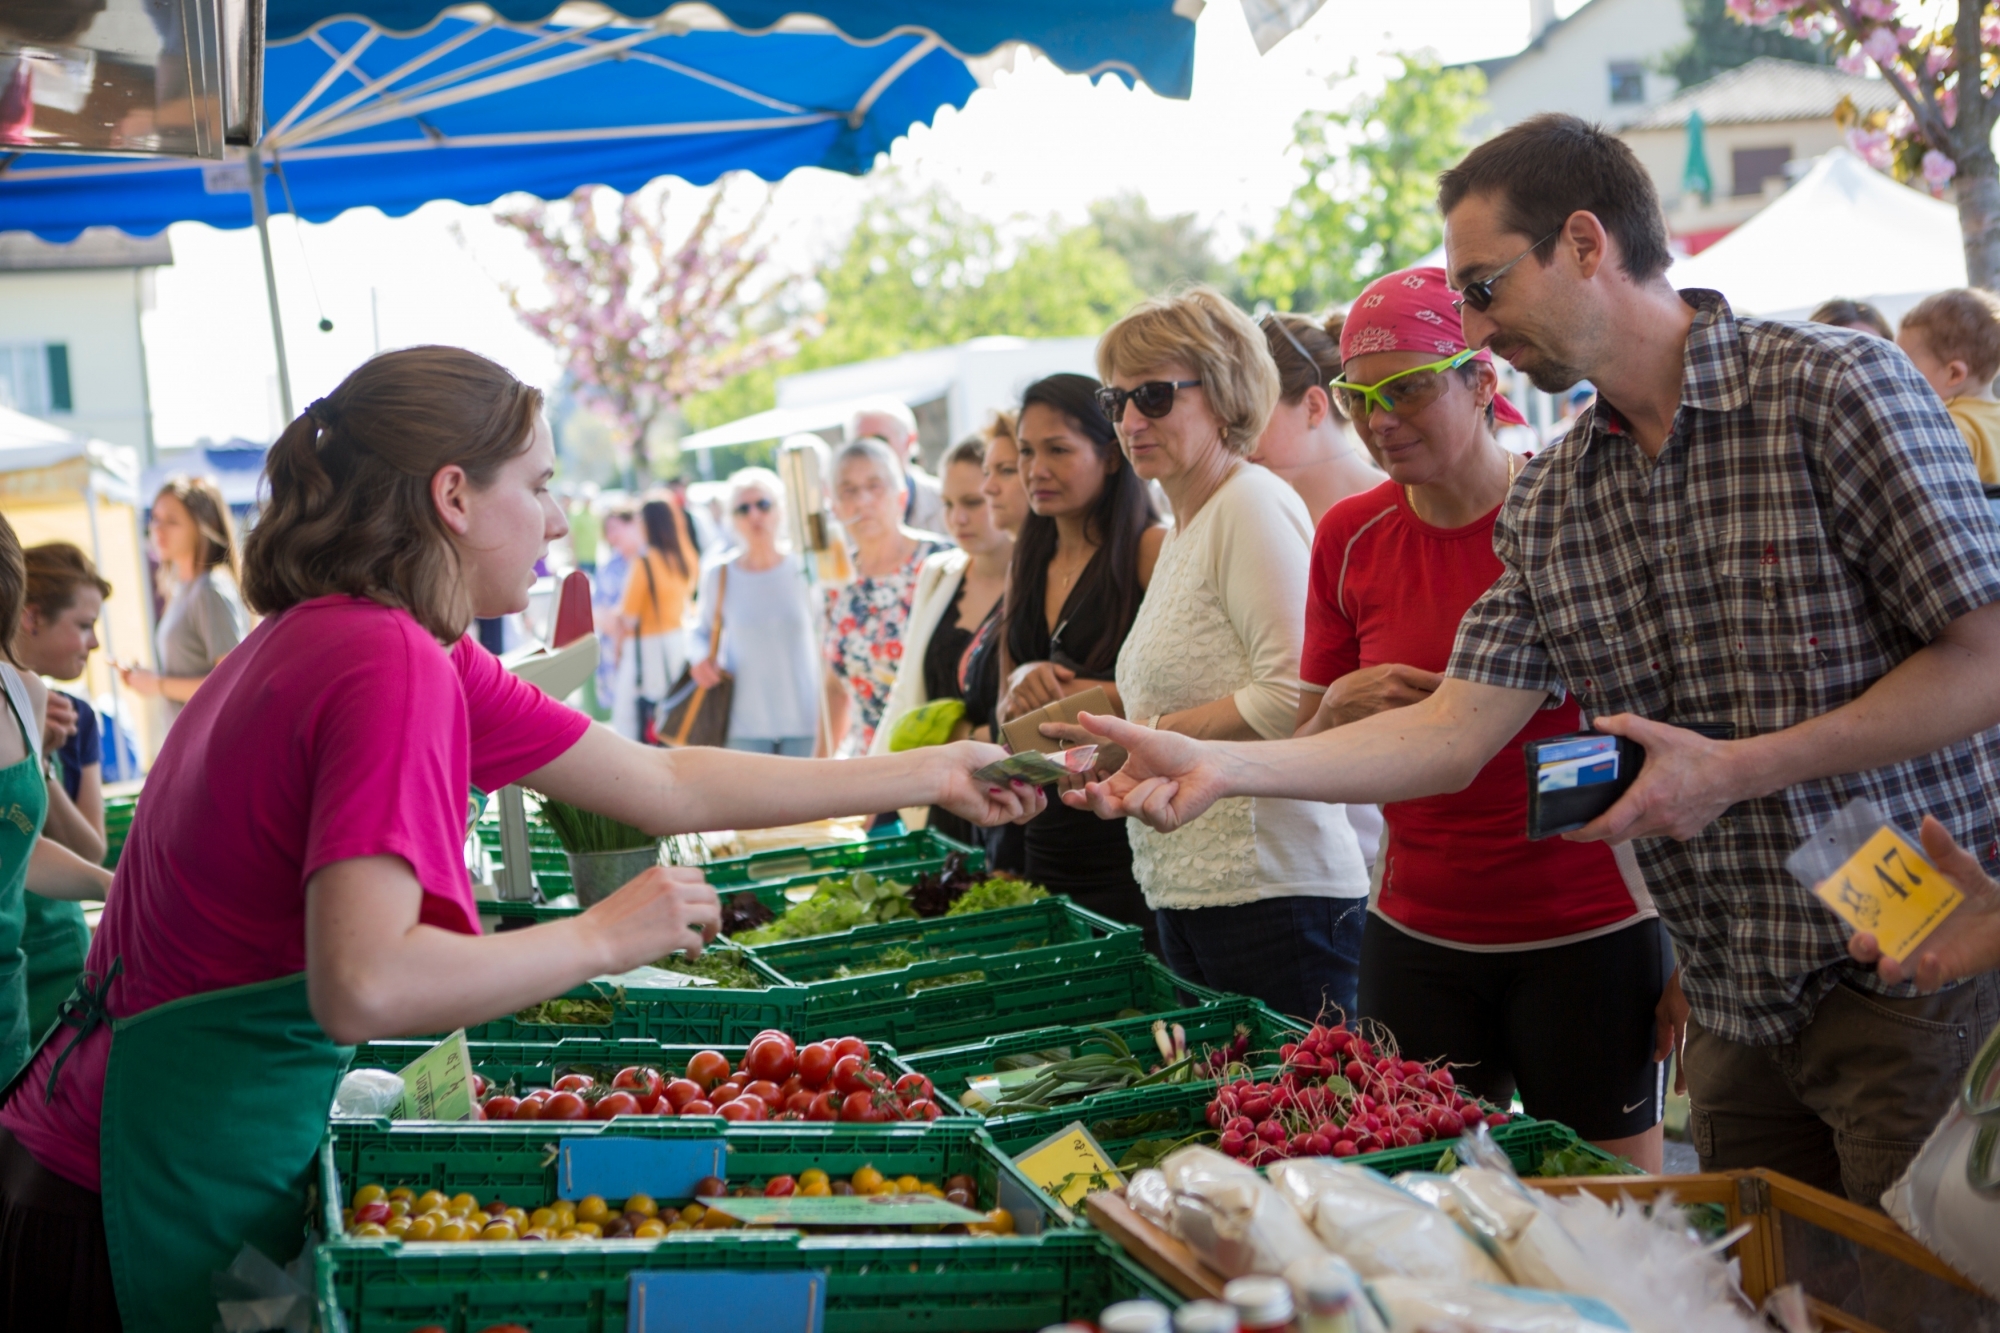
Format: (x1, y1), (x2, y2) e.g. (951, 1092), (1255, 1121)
(998, 373), (1164, 949)
(118, 476), (246, 725)
(618, 497), (698, 742)
(0, 346), (1040, 1330)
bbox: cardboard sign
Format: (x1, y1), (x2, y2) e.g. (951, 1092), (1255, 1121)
(700, 1193), (986, 1228)
(627, 1271), (825, 1333)
(558, 1137), (728, 1201)
(392, 1030), (477, 1122)
(1812, 823), (1962, 963)
(1013, 1122), (1122, 1208)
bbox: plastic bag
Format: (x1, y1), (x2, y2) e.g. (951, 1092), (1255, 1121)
(1408, 1165), (1602, 1292)
(1883, 1101), (2000, 1299)
(1369, 1277), (1632, 1333)
(1264, 1157), (1506, 1284)
(1155, 1146), (1332, 1279)
(330, 1068), (405, 1119)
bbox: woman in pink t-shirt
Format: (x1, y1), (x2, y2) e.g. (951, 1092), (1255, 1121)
(0, 347), (1041, 1332)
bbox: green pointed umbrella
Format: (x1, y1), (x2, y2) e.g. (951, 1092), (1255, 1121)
(1683, 108), (1715, 205)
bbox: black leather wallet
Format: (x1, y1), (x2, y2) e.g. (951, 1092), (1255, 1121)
(1523, 722), (1737, 840)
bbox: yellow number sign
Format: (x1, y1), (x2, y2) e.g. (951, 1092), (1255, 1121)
(1813, 825), (1962, 963)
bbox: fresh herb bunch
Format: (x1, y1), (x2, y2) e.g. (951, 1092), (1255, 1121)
(720, 891), (775, 936)
(944, 876), (1047, 917)
(652, 946), (764, 989)
(968, 1026), (1196, 1114)
(534, 795), (656, 855)
(513, 997), (614, 1026)
(735, 871), (918, 944)
(909, 854), (983, 916)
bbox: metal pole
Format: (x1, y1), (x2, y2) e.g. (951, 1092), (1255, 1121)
(248, 146), (294, 423)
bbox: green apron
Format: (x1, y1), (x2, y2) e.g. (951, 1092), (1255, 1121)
(21, 892), (87, 1039)
(20, 966), (354, 1331)
(0, 673), (49, 1086)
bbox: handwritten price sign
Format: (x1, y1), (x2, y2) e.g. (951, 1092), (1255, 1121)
(1813, 825), (1962, 963)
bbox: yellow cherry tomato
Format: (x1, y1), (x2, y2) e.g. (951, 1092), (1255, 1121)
(502, 1208), (529, 1231)
(386, 1198), (411, 1219)
(529, 1206), (558, 1229)
(576, 1195), (610, 1224)
(569, 1221), (603, 1238)
(415, 1190), (448, 1216)
(353, 1184), (387, 1208)
(867, 1180), (899, 1196)
(799, 1168), (829, 1190)
(985, 1208), (1015, 1235)
(699, 1207), (738, 1229)
(680, 1204), (705, 1225)
(385, 1216), (414, 1237)
(851, 1166), (884, 1193)
(387, 1186), (415, 1202)
(432, 1219), (470, 1242)
(801, 1180), (831, 1198)
(633, 1219), (668, 1238)
(480, 1221), (517, 1241)
(895, 1175), (922, 1194)
(447, 1192), (481, 1218)
(350, 1221), (388, 1238)
(667, 1220), (695, 1232)
(404, 1215), (438, 1240)
(624, 1192), (658, 1218)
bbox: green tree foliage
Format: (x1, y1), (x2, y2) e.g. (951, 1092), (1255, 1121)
(683, 183), (1143, 430)
(1237, 54), (1486, 313)
(1662, 0), (1828, 89)
(1087, 192), (1226, 297)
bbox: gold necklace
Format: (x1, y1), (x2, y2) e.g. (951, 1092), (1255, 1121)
(1405, 449), (1521, 517)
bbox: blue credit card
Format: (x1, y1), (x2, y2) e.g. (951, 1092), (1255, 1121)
(1536, 734), (1620, 793)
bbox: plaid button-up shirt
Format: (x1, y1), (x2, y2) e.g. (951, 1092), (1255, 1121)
(1447, 290), (2000, 1045)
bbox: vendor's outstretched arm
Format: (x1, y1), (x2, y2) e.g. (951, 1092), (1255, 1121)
(522, 723), (1045, 835)
(1576, 599), (2000, 843)
(1064, 676), (1544, 832)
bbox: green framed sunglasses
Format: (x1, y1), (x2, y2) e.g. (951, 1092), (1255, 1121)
(1327, 347), (1477, 420)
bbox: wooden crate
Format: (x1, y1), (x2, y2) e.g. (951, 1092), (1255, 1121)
(1088, 1169), (1999, 1333)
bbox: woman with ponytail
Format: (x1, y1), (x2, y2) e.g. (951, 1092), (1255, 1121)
(0, 347), (1042, 1331)
(116, 476), (247, 724)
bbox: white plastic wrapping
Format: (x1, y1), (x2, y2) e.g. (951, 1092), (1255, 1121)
(1404, 1166), (1602, 1293)
(1369, 1277), (1633, 1333)
(330, 1068), (405, 1119)
(1154, 1146), (1333, 1279)
(1264, 1157), (1506, 1284)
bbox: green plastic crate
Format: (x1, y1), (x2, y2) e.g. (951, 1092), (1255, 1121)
(798, 955), (1231, 1054)
(316, 1230), (1179, 1333)
(751, 897), (1138, 983)
(461, 978), (810, 1044)
(321, 1118), (1066, 1239)
(1340, 1117), (1637, 1179)
(102, 795), (137, 868)
(349, 1037), (970, 1119)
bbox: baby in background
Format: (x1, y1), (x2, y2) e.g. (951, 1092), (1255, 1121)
(1897, 288), (2000, 486)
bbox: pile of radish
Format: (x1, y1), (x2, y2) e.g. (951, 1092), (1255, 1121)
(1204, 1021), (1509, 1166)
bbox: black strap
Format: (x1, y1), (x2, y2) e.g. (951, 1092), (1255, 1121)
(43, 955), (122, 1103)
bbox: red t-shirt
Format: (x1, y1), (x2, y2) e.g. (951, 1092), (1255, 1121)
(0, 595), (590, 1189)
(1301, 482), (1637, 946)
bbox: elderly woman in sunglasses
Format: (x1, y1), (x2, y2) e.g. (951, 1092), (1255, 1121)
(689, 466), (824, 757)
(1294, 266), (1678, 1171)
(1052, 287), (1371, 1019)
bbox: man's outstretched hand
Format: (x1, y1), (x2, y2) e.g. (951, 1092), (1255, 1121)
(1057, 712), (1232, 832)
(1848, 815), (2000, 991)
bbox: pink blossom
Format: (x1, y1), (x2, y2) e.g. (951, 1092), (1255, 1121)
(1848, 126), (1894, 169)
(1727, 0), (1784, 23)
(1837, 50), (1871, 74)
(1887, 101), (1915, 137)
(1926, 46), (1955, 77)
(1860, 25), (1902, 66)
(1984, 14), (2000, 47)
(1922, 149), (1957, 187)
(1853, 0), (1898, 18)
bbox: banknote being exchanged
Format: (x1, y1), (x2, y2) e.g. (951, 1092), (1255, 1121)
(971, 745), (1100, 787)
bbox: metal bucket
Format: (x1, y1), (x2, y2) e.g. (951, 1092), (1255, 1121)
(564, 845), (660, 906)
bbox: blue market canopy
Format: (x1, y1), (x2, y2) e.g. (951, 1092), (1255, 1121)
(268, 0), (1203, 98)
(0, 15), (978, 243)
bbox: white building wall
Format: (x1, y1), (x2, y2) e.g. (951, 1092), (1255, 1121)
(1472, 0), (1692, 137)
(0, 268), (153, 456)
(1624, 120), (1853, 234)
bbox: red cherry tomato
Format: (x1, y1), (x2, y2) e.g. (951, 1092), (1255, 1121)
(682, 1098), (716, 1116)
(839, 1090), (874, 1122)
(481, 1094), (520, 1121)
(831, 1054), (870, 1096)
(709, 1082), (742, 1105)
(745, 1034), (798, 1084)
(893, 1073), (933, 1105)
(470, 1073), (488, 1098)
(509, 1098), (542, 1121)
(663, 1078), (702, 1111)
(593, 1091), (641, 1120)
(905, 1098), (941, 1121)
(796, 1042), (836, 1089)
(784, 1090), (816, 1116)
(685, 1050), (731, 1091)
(764, 1175), (797, 1197)
(554, 1073), (594, 1093)
(718, 1094), (768, 1122)
(777, 1074), (805, 1102)
(543, 1091), (588, 1120)
(830, 1036), (870, 1064)
(806, 1091), (838, 1121)
(354, 1200), (392, 1224)
(742, 1080), (784, 1106)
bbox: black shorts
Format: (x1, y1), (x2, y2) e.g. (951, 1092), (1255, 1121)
(1356, 913), (1669, 1141)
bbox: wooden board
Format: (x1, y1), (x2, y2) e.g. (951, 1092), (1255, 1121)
(1084, 1191), (1227, 1302)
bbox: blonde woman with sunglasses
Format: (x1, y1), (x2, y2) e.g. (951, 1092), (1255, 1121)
(1293, 266), (1676, 1172)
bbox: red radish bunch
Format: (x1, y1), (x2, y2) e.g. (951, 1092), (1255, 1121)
(474, 1032), (942, 1124)
(1203, 1020), (1507, 1166)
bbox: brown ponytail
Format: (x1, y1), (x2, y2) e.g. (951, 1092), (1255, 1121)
(0, 514), (22, 667)
(241, 346), (543, 642)
(1261, 311), (1346, 423)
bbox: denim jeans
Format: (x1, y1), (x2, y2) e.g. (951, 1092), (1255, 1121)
(725, 736), (814, 757)
(1156, 895), (1367, 1024)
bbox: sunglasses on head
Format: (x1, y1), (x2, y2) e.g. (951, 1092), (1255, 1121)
(1452, 227), (1560, 314)
(1328, 348), (1478, 420)
(733, 497), (773, 516)
(1095, 379), (1200, 422)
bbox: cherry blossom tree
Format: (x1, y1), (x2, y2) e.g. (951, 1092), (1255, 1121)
(494, 180), (812, 480)
(1727, 0), (2000, 287)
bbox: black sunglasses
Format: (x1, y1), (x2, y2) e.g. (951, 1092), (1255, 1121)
(733, 497), (773, 516)
(1096, 379), (1200, 422)
(1452, 228), (1560, 314)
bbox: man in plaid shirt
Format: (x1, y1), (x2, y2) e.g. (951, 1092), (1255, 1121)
(1066, 114), (2000, 1207)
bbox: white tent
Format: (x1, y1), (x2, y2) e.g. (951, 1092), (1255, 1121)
(1668, 147), (1964, 322)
